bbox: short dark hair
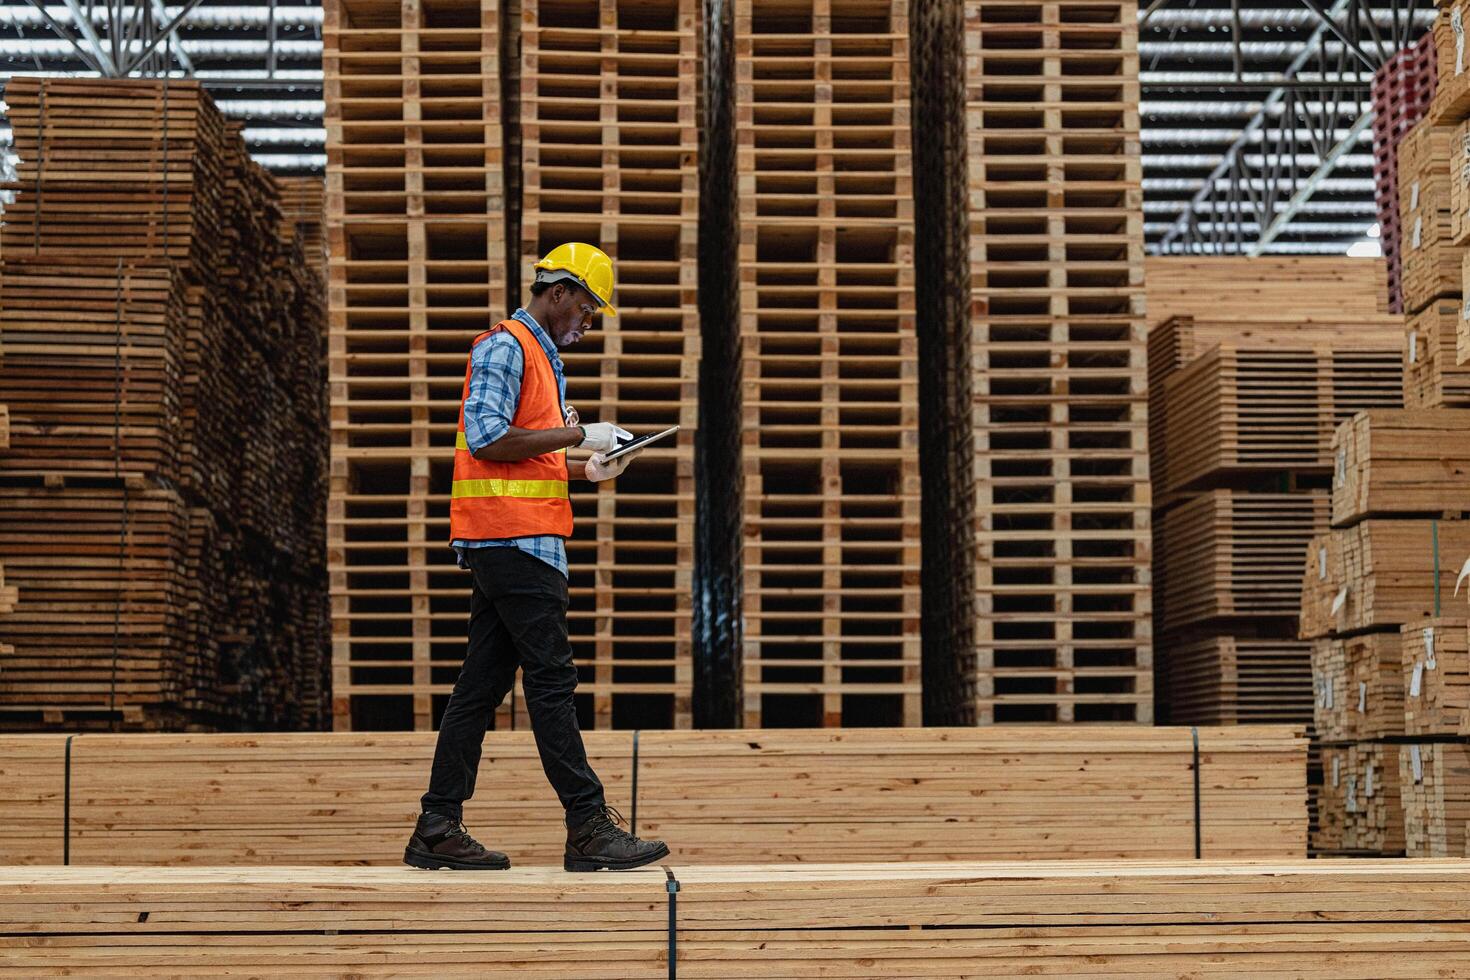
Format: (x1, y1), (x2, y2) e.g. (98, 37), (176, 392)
(530, 277), (590, 303)
(529, 279), (554, 298)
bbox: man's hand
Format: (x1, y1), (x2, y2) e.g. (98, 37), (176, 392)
(584, 448), (642, 483)
(578, 421), (633, 453)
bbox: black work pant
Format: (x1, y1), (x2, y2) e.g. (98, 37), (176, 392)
(420, 546), (606, 827)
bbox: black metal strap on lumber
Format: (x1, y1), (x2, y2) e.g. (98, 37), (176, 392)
(1191, 726), (1202, 860)
(63, 735), (74, 865)
(630, 729), (641, 834)
(662, 865), (680, 979)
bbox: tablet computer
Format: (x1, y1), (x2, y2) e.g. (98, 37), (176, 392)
(602, 424), (680, 462)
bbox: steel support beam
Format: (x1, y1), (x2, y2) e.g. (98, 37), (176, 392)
(1247, 108), (1374, 254)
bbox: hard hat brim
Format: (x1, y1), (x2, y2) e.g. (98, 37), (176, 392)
(532, 264), (617, 316)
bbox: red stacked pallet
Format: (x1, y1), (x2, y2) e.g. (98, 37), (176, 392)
(1373, 31), (1438, 314)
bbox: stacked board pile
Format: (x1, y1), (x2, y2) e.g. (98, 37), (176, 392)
(734, 0), (919, 726)
(1373, 32), (1438, 314)
(520, 0), (699, 729)
(0, 726), (1306, 865)
(1147, 293), (1403, 726)
(276, 175), (327, 279)
(11, 861), (1470, 974)
(1142, 256), (1390, 327)
(1305, 409), (1470, 855)
(0, 78), (328, 732)
(916, 0), (1152, 725)
(1399, 618), (1470, 856)
(323, 0), (511, 730)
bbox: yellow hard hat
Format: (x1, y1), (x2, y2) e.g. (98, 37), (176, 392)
(533, 242), (617, 316)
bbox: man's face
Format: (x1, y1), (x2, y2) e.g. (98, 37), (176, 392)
(545, 282), (598, 347)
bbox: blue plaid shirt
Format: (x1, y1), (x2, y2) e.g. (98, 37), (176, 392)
(451, 308), (570, 578)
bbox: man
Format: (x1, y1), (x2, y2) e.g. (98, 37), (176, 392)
(404, 243), (671, 872)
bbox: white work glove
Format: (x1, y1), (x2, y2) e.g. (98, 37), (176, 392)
(585, 449), (641, 483)
(577, 421), (632, 453)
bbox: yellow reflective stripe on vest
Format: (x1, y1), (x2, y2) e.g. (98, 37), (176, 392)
(455, 431), (469, 451)
(451, 478), (568, 500)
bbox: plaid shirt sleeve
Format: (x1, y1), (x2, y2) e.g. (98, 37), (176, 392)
(462, 331), (523, 455)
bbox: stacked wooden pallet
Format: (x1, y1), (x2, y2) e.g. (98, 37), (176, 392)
(323, 0), (509, 730)
(0, 726), (1306, 865)
(9, 861), (1470, 975)
(948, 0), (1149, 725)
(1375, 33), (1438, 313)
(521, 0), (699, 729)
(1148, 303), (1402, 727)
(0, 79), (329, 732)
(734, 0), (920, 726)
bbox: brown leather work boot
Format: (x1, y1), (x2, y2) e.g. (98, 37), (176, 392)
(564, 804), (669, 872)
(403, 812), (511, 870)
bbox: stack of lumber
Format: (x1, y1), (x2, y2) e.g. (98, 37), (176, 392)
(0, 78), (329, 732)
(734, 0), (920, 726)
(935, 0), (1149, 725)
(1317, 741), (1405, 854)
(1406, 298), (1470, 407)
(0, 726), (1307, 865)
(1142, 257), (1389, 325)
(1401, 739), (1470, 856)
(1430, 0), (1470, 126)
(521, 0), (699, 729)
(1147, 290), (1402, 727)
(323, 0), (509, 730)
(275, 176), (326, 278)
(1334, 409), (1470, 523)
(1313, 633), (1404, 742)
(1404, 617), (1470, 736)
(1374, 32), (1438, 313)
(7, 862), (1470, 974)
(1398, 122), (1461, 316)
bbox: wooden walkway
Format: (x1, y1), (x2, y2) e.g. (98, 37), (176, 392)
(3, 861), (1469, 975)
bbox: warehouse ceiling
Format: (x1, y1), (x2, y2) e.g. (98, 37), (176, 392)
(0, 0), (1440, 255)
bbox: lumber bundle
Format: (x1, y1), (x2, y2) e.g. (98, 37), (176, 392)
(323, 0), (510, 730)
(1316, 741), (1405, 855)
(1401, 740), (1470, 856)
(522, 0), (699, 729)
(1159, 345), (1402, 497)
(0, 726), (1307, 866)
(1375, 33), (1439, 312)
(275, 175), (326, 278)
(1156, 491), (1327, 633)
(1403, 617), (1470, 736)
(946, 0), (1150, 725)
(1430, 0), (1470, 126)
(1300, 520), (1470, 639)
(1405, 298), (1470, 407)
(1160, 635), (1313, 725)
(1398, 122), (1461, 315)
(1142, 256), (1389, 326)
(1312, 633), (1404, 741)
(7, 862), (1470, 975)
(1331, 409), (1470, 524)
(733, 0), (920, 727)
(0, 78), (329, 731)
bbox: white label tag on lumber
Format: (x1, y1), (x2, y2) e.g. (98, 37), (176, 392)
(1425, 627), (1437, 669)
(1318, 545), (1327, 580)
(1411, 181), (1421, 211)
(1464, 297), (1470, 323)
(1413, 216), (1423, 249)
(1412, 661), (1425, 698)
(1366, 764), (1375, 799)
(1412, 744), (1423, 783)
(1332, 757), (1341, 787)
(1457, 8), (1467, 75)
(1335, 449), (1345, 488)
(1325, 678), (1334, 709)
(1346, 775), (1358, 812)
(1408, 330), (1419, 363)
(1358, 681), (1367, 713)
(1454, 556), (1470, 600)
(1331, 586), (1348, 616)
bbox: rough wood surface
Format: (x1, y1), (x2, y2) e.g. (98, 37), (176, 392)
(1143, 257), (1389, 328)
(1332, 409), (1470, 525)
(1402, 617), (1470, 736)
(1401, 740), (1470, 856)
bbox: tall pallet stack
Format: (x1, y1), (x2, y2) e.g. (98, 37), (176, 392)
(1373, 32), (1437, 314)
(734, 0), (920, 727)
(519, 0), (699, 729)
(947, 0), (1150, 724)
(1148, 309), (1404, 726)
(0, 78), (329, 731)
(323, 0), (509, 730)
(1305, 409), (1470, 854)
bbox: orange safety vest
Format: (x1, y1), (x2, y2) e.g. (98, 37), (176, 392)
(448, 318), (573, 543)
